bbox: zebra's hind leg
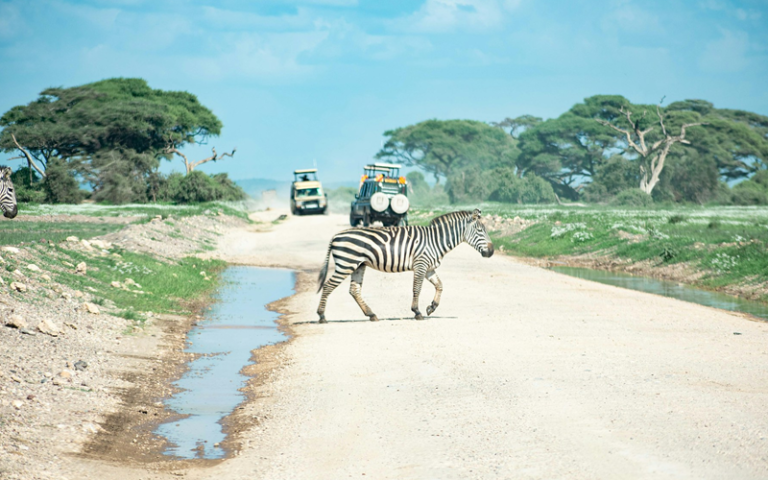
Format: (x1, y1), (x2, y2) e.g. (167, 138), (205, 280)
(349, 265), (378, 322)
(425, 269), (443, 316)
(317, 266), (353, 323)
(411, 263), (428, 320)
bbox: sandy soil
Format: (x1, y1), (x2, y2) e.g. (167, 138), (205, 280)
(34, 211), (768, 478)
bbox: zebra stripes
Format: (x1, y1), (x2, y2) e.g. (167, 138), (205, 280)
(0, 167), (18, 219)
(316, 209), (493, 323)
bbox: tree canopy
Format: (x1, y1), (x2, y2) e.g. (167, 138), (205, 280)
(516, 95), (768, 201)
(375, 119), (519, 184)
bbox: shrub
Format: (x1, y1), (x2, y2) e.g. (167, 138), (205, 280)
(10, 167), (46, 203)
(156, 171), (246, 204)
(43, 158), (86, 204)
(611, 188), (653, 207)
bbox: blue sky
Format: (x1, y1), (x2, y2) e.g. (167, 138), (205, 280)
(1, 0), (767, 182)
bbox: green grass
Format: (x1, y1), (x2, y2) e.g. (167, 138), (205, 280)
(3, 242), (226, 317)
(0, 221), (125, 246)
(412, 203), (768, 302)
(17, 200), (253, 222)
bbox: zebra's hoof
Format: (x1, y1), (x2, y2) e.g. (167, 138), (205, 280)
(415, 314), (424, 320)
(318, 316), (327, 324)
(369, 315), (379, 322)
(426, 303), (437, 316)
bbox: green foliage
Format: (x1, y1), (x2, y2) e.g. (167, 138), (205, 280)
(376, 119), (519, 183)
(10, 167), (45, 203)
(43, 158), (86, 204)
(445, 166), (555, 205)
(405, 171), (450, 207)
(611, 188), (653, 207)
(668, 214), (686, 224)
(516, 95), (768, 201)
(157, 171), (246, 204)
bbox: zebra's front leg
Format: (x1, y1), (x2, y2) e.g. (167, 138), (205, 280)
(349, 265), (379, 322)
(425, 269), (443, 316)
(411, 264), (428, 320)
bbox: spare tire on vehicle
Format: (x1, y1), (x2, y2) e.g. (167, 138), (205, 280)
(370, 192), (389, 212)
(390, 194), (409, 214)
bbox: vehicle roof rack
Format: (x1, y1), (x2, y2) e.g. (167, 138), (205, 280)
(294, 168), (318, 174)
(364, 163), (401, 170)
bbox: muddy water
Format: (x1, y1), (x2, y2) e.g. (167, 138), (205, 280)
(551, 266), (768, 322)
(155, 267), (294, 459)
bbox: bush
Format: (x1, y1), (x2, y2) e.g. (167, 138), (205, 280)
(10, 167), (46, 203)
(43, 158), (86, 204)
(493, 173), (556, 204)
(156, 170), (246, 204)
(611, 188), (653, 207)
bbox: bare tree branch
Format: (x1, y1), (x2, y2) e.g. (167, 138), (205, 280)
(11, 133), (47, 178)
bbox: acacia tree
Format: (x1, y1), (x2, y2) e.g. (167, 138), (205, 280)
(595, 98), (706, 195)
(0, 78), (235, 180)
(375, 119), (518, 184)
(517, 95), (768, 200)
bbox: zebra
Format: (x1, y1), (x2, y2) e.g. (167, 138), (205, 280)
(0, 167), (18, 219)
(316, 208), (493, 323)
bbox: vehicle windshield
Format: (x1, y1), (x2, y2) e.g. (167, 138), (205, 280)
(297, 188), (321, 197)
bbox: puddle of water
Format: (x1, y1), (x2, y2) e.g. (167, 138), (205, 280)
(154, 267), (294, 459)
(551, 266), (768, 322)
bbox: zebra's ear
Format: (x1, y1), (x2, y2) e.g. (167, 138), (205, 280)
(471, 209), (481, 220)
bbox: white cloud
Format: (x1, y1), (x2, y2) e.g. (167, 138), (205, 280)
(699, 28), (750, 72)
(393, 0), (520, 34)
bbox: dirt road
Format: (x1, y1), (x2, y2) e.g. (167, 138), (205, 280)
(73, 211), (768, 479)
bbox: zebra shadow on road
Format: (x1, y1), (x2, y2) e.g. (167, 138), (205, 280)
(294, 316), (458, 325)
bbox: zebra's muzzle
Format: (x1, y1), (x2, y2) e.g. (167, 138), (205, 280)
(482, 242), (494, 258)
(3, 205), (17, 219)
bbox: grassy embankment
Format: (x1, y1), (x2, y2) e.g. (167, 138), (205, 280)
(412, 204), (768, 303)
(0, 202), (246, 321)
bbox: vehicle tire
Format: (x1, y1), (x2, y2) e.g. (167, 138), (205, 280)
(362, 211), (370, 227)
(349, 213), (358, 226)
(323, 207), (330, 215)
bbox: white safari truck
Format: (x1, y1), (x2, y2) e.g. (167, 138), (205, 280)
(290, 169), (328, 215)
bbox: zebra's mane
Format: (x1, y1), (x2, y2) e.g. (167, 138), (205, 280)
(428, 210), (475, 226)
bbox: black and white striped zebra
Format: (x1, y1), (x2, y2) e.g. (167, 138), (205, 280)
(0, 167), (18, 219)
(316, 209), (493, 323)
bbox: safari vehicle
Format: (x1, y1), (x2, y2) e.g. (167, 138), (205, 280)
(350, 163), (409, 227)
(291, 168), (328, 215)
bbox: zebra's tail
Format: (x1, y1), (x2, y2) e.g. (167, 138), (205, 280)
(317, 243), (332, 293)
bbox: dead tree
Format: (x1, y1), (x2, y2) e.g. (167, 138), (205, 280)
(596, 100), (705, 195)
(164, 145), (236, 174)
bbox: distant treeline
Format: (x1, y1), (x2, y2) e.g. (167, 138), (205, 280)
(0, 77), (245, 204)
(376, 96), (768, 205)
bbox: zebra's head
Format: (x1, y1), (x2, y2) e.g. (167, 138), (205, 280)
(464, 209), (493, 258)
(0, 167), (17, 219)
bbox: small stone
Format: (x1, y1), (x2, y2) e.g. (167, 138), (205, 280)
(59, 370), (72, 379)
(12, 400), (23, 410)
(75, 262), (87, 274)
(73, 291), (84, 298)
(41, 274), (51, 282)
(12, 269), (23, 278)
(26, 264), (41, 272)
(74, 360), (87, 371)
(83, 302), (100, 315)
(66, 236), (79, 242)
(0, 277), (4, 285)
(1, 246), (19, 254)
(0, 255), (4, 263)
(19, 328), (36, 336)
(124, 278), (136, 286)
(10, 282), (27, 293)
(82, 423), (99, 434)
(61, 292), (72, 301)
(90, 240), (109, 249)
(64, 322), (78, 330)
(11, 374), (22, 383)
(52, 378), (62, 386)
(37, 319), (60, 337)
(62, 261), (74, 267)
(5, 314), (27, 329)
(111, 281), (121, 288)
(26, 394), (35, 401)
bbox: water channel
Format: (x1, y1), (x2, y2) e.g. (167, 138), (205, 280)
(551, 266), (768, 322)
(154, 266), (294, 459)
